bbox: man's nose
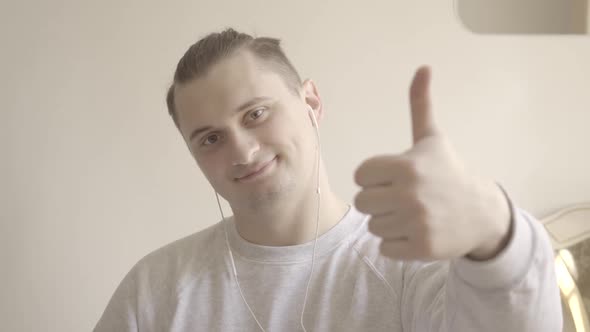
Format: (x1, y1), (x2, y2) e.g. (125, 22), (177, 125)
(229, 132), (260, 165)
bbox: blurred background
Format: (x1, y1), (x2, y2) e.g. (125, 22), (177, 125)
(2, 0), (589, 331)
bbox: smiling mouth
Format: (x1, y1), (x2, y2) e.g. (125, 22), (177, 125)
(235, 156), (277, 182)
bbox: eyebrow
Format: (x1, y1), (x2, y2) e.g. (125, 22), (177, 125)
(188, 96), (272, 142)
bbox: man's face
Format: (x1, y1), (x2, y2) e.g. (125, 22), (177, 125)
(174, 51), (318, 211)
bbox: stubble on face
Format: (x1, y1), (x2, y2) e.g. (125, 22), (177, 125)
(177, 50), (314, 215)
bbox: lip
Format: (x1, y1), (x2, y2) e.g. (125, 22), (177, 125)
(236, 156), (277, 182)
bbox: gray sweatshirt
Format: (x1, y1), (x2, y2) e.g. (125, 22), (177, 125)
(94, 204), (562, 331)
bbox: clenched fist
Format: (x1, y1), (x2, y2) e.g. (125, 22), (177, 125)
(354, 66), (512, 261)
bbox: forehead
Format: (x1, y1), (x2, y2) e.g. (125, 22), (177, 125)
(174, 51), (293, 130)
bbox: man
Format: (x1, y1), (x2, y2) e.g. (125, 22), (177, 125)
(94, 28), (562, 331)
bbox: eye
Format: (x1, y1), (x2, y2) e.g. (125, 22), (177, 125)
(199, 108), (266, 147)
(202, 133), (220, 146)
(248, 108), (266, 121)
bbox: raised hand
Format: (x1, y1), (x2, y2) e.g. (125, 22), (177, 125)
(353, 66), (512, 261)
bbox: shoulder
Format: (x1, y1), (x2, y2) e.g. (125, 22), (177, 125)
(145, 221), (223, 263)
(124, 220), (227, 289)
(95, 221), (228, 330)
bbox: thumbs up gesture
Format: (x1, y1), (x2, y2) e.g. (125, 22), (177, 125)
(354, 66), (512, 261)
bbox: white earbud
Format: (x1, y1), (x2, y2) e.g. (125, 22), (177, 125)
(307, 105), (319, 128)
(307, 106), (320, 154)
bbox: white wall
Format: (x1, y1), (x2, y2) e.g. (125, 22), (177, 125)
(2, 0), (589, 331)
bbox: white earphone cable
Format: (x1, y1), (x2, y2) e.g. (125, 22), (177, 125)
(218, 106), (321, 332)
(219, 193), (267, 332)
(300, 107), (321, 332)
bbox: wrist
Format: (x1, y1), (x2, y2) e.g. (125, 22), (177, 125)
(467, 181), (513, 261)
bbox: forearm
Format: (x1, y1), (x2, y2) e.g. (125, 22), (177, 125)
(401, 208), (562, 331)
(447, 208), (562, 331)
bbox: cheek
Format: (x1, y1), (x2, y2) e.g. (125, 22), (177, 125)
(196, 154), (227, 184)
(278, 131), (315, 175)
(265, 124), (302, 159)
(267, 111), (309, 145)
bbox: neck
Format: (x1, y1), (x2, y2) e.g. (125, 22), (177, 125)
(230, 163), (349, 246)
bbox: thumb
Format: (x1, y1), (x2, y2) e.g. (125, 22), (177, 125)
(409, 65), (438, 144)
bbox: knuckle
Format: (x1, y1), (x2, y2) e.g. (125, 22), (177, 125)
(418, 238), (435, 257)
(354, 191), (367, 211)
(402, 155), (429, 181)
(378, 241), (389, 255)
(353, 195), (362, 210)
(407, 194), (429, 223)
(415, 219), (431, 238)
(354, 160), (373, 185)
(379, 241), (398, 259)
(367, 219), (378, 233)
(354, 167), (365, 185)
(399, 157), (418, 178)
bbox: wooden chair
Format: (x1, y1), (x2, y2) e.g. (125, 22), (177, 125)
(542, 202), (590, 332)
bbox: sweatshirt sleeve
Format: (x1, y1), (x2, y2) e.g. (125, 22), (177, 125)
(400, 204), (563, 331)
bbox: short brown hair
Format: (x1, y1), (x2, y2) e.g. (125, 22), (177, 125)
(166, 28), (303, 129)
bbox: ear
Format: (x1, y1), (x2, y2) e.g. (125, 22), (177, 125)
(301, 79), (323, 123)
